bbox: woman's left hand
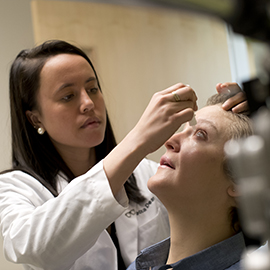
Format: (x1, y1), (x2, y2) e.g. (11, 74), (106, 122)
(216, 82), (249, 114)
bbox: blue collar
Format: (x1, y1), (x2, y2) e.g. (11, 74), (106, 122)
(134, 232), (245, 270)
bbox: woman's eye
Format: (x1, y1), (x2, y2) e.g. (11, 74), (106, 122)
(87, 88), (98, 94)
(62, 94), (74, 101)
(195, 129), (207, 140)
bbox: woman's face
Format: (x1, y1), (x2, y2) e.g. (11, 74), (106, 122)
(148, 105), (235, 209)
(29, 53), (107, 154)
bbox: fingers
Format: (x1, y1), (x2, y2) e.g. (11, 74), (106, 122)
(161, 83), (198, 111)
(216, 82), (242, 95)
(216, 82), (249, 113)
(216, 83), (223, 93)
(231, 101), (249, 114)
(161, 82), (187, 94)
(174, 107), (195, 123)
(171, 99), (198, 113)
(222, 91), (248, 111)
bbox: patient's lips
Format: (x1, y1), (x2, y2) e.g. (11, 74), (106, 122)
(159, 156), (175, 169)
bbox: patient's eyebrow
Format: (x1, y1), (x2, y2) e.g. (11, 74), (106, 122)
(196, 119), (219, 134)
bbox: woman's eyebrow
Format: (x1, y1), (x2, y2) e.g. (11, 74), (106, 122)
(56, 77), (97, 93)
(57, 82), (74, 92)
(85, 77), (96, 83)
(197, 119), (219, 134)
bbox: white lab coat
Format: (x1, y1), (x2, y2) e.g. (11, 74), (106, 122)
(0, 159), (169, 270)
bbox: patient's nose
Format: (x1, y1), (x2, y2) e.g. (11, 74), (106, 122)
(165, 134), (180, 152)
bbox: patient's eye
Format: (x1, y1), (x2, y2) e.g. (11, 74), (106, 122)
(195, 129), (208, 140)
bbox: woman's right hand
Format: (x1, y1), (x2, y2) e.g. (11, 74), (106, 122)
(131, 83), (198, 154)
(103, 83), (197, 196)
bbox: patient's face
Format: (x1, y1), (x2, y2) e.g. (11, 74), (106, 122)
(148, 105), (234, 208)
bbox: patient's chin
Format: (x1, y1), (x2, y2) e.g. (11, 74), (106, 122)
(147, 172), (172, 198)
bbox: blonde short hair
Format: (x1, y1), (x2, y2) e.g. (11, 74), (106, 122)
(206, 93), (252, 140)
(206, 93), (253, 233)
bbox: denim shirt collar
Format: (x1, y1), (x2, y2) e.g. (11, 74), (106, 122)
(134, 232), (245, 270)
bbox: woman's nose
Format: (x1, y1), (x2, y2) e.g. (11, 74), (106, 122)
(165, 133), (181, 152)
(80, 90), (94, 113)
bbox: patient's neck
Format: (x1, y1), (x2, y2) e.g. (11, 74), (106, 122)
(166, 206), (235, 265)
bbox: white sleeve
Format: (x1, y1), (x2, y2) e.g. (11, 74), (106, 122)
(0, 160), (128, 270)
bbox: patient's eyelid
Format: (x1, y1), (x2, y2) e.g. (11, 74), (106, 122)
(194, 129), (208, 140)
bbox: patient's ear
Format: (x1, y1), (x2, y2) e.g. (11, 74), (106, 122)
(25, 110), (43, 128)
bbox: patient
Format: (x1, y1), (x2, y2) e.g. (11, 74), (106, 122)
(127, 93), (253, 270)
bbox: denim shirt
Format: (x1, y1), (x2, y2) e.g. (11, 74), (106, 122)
(127, 232), (245, 270)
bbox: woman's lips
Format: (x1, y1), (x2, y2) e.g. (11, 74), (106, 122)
(81, 117), (101, 128)
(159, 156), (175, 169)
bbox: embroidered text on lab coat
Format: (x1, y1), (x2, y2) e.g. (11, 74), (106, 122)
(125, 197), (155, 218)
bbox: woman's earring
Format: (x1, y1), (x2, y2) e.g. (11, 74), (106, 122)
(37, 127), (45, 135)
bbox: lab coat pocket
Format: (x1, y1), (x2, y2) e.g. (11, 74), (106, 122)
(137, 206), (170, 252)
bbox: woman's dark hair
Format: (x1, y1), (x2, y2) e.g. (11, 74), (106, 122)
(7, 39), (145, 203)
